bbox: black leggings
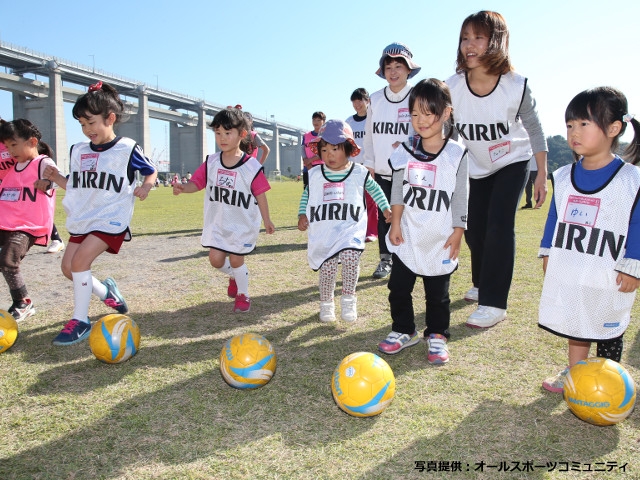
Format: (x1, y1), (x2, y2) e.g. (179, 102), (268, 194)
(597, 335), (624, 362)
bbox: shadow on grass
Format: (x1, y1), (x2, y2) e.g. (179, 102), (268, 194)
(3, 309), (440, 479)
(355, 396), (622, 480)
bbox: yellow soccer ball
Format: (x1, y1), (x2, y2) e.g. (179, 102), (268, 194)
(564, 357), (636, 426)
(219, 333), (277, 389)
(0, 310), (18, 353)
(89, 314), (140, 364)
(332, 352), (395, 417)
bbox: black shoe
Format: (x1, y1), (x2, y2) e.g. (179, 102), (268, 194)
(373, 259), (392, 279)
(521, 204), (532, 209)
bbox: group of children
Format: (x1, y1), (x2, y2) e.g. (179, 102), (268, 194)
(294, 10), (640, 390)
(2, 10), (639, 395)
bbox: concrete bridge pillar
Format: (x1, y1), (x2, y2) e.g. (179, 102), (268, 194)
(118, 84), (151, 156)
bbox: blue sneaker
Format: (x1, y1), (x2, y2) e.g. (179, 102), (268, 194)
(52, 319), (91, 346)
(103, 277), (129, 314)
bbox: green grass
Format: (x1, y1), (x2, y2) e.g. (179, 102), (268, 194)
(1, 181), (639, 480)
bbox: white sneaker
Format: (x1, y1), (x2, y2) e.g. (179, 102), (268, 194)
(47, 239), (65, 253)
(340, 295), (357, 322)
(319, 301), (336, 322)
(463, 286), (478, 302)
(466, 305), (506, 328)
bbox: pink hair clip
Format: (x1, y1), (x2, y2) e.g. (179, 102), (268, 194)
(88, 81), (103, 92)
(623, 113), (635, 123)
(226, 104), (242, 110)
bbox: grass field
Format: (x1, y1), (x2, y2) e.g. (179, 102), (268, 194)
(1, 180), (639, 480)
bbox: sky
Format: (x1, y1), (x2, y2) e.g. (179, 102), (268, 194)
(1, 0), (639, 160)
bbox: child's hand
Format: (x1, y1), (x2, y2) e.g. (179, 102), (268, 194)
(616, 272), (640, 293)
(391, 141), (401, 149)
(33, 179), (52, 192)
(383, 208), (392, 223)
(542, 256), (548, 274)
(444, 228), (464, 260)
(388, 224), (403, 246)
(134, 184), (152, 200)
(264, 220), (275, 235)
(43, 165), (60, 182)
(173, 184), (184, 195)
(298, 214), (309, 232)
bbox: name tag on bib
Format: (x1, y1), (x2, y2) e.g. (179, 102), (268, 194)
(80, 153), (99, 172)
(323, 182), (344, 202)
(489, 141), (510, 163)
(217, 169), (237, 189)
(564, 195), (600, 227)
(397, 108), (410, 123)
(0, 187), (21, 202)
(408, 162), (436, 188)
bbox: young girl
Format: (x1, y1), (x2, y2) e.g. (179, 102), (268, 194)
(0, 119), (57, 321)
(377, 79), (469, 363)
(173, 107), (275, 313)
(241, 110), (270, 165)
(363, 42), (421, 280)
(446, 11), (548, 328)
(540, 87), (640, 392)
(43, 81), (157, 346)
(297, 120), (391, 322)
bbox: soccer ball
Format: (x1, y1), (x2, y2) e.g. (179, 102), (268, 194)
(564, 357), (636, 426)
(0, 310), (18, 353)
(89, 314), (140, 364)
(331, 352), (395, 417)
(219, 333), (277, 389)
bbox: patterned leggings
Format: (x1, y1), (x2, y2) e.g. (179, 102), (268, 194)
(596, 335), (624, 362)
(319, 249), (362, 302)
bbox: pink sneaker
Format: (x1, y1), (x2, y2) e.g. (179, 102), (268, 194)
(234, 294), (251, 313)
(227, 278), (237, 298)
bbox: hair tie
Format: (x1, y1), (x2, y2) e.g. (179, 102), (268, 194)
(88, 81), (103, 92)
(623, 113), (635, 123)
(226, 104), (242, 110)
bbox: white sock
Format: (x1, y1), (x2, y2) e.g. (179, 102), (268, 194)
(72, 270), (93, 323)
(217, 258), (234, 277)
(92, 277), (108, 300)
(232, 264), (249, 295)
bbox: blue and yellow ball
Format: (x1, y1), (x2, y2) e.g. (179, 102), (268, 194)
(89, 314), (140, 364)
(0, 310), (18, 353)
(564, 357), (636, 426)
(219, 333), (277, 389)
(332, 352), (395, 417)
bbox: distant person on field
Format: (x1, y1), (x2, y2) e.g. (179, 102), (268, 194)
(447, 11), (548, 328)
(298, 120), (390, 322)
(0, 119), (57, 322)
(521, 156), (538, 209)
(346, 87), (378, 243)
(539, 87), (640, 393)
(44, 81), (157, 346)
(363, 42), (421, 280)
(240, 109), (270, 165)
(301, 111), (326, 188)
(173, 107), (275, 313)
(377, 79), (468, 363)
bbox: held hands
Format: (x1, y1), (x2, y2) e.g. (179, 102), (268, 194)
(173, 184), (185, 195)
(617, 272), (640, 293)
(33, 179), (53, 192)
(298, 214), (309, 232)
(43, 165), (63, 185)
(383, 208), (392, 224)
